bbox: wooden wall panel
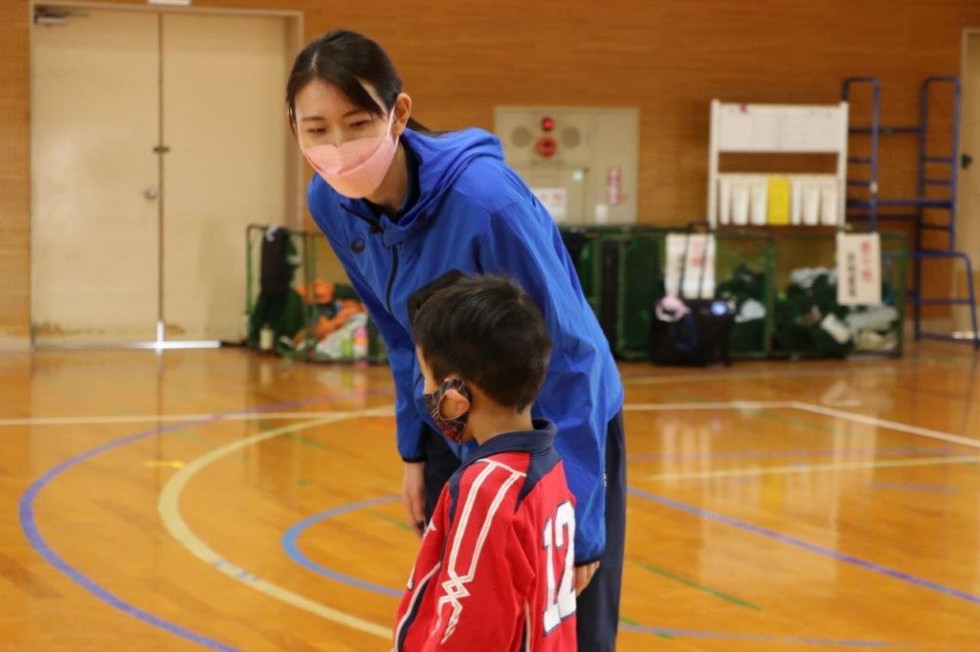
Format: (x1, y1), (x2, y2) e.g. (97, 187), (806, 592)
(1, 2), (31, 345)
(5, 0), (980, 336)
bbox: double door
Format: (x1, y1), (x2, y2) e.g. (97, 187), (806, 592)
(32, 7), (297, 346)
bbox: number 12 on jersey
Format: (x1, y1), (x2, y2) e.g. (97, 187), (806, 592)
(542, 500), (576, 633)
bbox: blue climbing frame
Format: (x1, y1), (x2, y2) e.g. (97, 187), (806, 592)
(842, 76), (979, 348)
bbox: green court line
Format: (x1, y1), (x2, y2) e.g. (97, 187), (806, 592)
(630, 558), (761, 611)
(172, 419), (329, 453)
(371, 511), (414, 533)
(170, 430), (219, 451)
(251, 418), (334, 453)
(749, 410), (854, 436)
(284, 432), (335, 452)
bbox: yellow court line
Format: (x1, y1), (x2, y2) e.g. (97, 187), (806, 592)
(643, 454), (980, 482)
(157, 408), (396, 640)
(153, 399), (975, 639)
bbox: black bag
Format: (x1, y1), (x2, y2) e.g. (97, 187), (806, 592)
(259, 226), (296, 297)
(650, 296), (736, 366)
(650, 225), (735, 366)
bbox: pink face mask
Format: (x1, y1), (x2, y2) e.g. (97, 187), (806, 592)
(302, 111), (399, 199)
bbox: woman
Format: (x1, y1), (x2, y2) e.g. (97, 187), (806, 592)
(287, 30), (625, 651)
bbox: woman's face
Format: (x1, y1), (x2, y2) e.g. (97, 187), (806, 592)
(292, 79), (393, 150)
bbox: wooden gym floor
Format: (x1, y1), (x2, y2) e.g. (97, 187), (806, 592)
(1, 343), (978, 651)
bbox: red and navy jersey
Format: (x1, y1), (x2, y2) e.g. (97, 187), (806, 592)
(394, 420), (577, 651)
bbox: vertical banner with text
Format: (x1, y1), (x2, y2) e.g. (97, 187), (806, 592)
(836, 232), (881, 305)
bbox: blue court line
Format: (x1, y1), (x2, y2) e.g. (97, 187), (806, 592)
(282, 496), (899, 647)
(18, 389), (395, 649)
(282, 495), (403, 598)
(20, 417), (234, 651)
(628, 486), (980, 606)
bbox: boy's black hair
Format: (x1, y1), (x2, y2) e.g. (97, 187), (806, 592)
(409, 274), (552, 412)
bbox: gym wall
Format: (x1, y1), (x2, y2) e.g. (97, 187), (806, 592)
(4, 0), (979, 344)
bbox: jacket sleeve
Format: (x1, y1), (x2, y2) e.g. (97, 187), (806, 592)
(307, 183), (427, 462)
(341, 267), (428, 462)
(478, 201), (610, 564)
(412, 468), (533, 650)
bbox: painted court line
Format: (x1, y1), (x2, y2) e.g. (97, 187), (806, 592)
(621, 366), (900, 386)
(872, 482), (959, 494)
(26, 396), (963, 646)
(629, 558), (760, 611)
(790, 402), (980, 450)
(628, 400), (980, 452)
(282, 495), (404, 598)
(617, 623), (897, 647)
(281, 496), (897, 647)
(645, 454), (980, 481)
(628, 485), (980, 606)
(157, 409), (396, 641)
(19, 417), (236, 651)
(624, 401), (980, 481)
(1, 388), (396, 427)
(0, 409), (393, 428)
(625, 401), (793, 412)
(19, 392), (378, 649)
(628, 443), (954, 463)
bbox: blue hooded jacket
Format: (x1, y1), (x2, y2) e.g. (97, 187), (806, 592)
(307, 127), (623, 563)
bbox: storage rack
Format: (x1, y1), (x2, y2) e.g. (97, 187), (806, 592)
(708, 99), (850, 228)
(842, 77), (978, 347)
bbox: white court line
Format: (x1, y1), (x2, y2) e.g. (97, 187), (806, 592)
(626, 401), (980, 450)
(630, 400), (980, 481)
(154, 399), (976, 638)
(621, 367), (898, 386)
(790, 402), (980, 450)
(625, 401), (793, 412)
(645, 455), (980, 481)
(0, 411), (376, 427)
(157, 407), (396, 640)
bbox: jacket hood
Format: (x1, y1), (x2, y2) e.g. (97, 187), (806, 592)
(333, 128), (505, 246)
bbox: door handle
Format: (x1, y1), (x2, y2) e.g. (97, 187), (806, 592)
(962, 153), (973, 170)
(144, 186), (159, 200)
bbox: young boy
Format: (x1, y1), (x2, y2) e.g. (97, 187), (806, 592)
(394, 275), (578, 651)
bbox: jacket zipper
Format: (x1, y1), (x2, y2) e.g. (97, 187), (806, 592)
(341, 204), (400, 313)
(386, 246), (399, 313)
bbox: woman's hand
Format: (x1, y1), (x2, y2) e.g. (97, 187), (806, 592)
(575, 561), (601, 596)
(403, 461), (426, 537)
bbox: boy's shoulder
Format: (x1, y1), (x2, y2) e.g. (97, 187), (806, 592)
(451, 451), (532, 517)
(448, 423), (566, 521)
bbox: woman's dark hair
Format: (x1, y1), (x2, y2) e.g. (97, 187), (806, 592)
(410, 275), (552, 412)
(286, 30), (426, 131)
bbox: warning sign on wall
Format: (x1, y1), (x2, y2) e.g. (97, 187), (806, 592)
(531, 187), (568, 222)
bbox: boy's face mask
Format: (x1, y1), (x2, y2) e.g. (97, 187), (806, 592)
(422, 378), (471, 443)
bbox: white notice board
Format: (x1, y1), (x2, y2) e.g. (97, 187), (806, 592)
(714, 102), (848, 153)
